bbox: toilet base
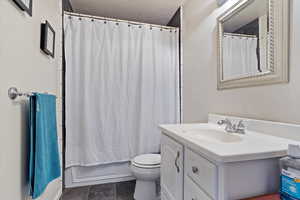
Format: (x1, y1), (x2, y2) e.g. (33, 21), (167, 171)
(134, 180), (159, 200)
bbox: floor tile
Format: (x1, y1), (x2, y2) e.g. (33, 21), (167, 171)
(88, 183), (116, 200)
(61, 186), (90, 200)
(116, 181), (136, 200)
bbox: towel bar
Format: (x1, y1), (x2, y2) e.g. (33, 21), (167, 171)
(8, 87), (33, 100)
(8, 87), (55, 100)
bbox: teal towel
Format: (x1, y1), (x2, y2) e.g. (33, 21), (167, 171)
(29, 93), (61, 199)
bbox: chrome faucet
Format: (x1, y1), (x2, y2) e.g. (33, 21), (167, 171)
(217, 119), (246, 134)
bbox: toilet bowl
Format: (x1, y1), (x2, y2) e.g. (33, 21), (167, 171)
(131, 154), (161, 200)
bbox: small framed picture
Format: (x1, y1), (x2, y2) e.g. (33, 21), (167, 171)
(13, 0), (33, 16)
(40, 21), (55, 58)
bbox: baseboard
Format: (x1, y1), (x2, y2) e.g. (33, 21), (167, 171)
(55, 189), (63, 200)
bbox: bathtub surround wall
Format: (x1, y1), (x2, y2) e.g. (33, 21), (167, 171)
(168, 7), (181, 27)
(0, 1), (63, 200)
(63, 0), (73, 12)
(182, 0), (300, 124)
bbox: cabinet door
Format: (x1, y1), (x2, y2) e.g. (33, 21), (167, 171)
(161, 134), (184, 200)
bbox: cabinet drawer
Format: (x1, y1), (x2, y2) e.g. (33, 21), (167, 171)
(185, 176), (212, 200)
(185, 149), (217, 199)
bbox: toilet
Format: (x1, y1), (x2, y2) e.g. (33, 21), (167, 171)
(131, 154), (161, 200)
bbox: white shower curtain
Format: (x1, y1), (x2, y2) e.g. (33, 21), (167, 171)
(64, 15), (180, 168)
(223, 35), (259, 80)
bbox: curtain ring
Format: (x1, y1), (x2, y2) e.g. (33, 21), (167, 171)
(79, 17), (82, 20)
(104, 21), (107, 24)
(68, 16), (72, 19)
(139, 25), (142, 28)
(91, 19), (94, 22)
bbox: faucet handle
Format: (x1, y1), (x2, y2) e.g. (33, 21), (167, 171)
(217, 118), (231, 126)
(235, 120), (246, 134)
(237, 120), (245, 129)
(217, 120), (225, 125)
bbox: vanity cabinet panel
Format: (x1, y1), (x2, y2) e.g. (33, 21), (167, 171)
(218, 159), (280, 200)
(185, 148), (218, 199)
(161, 134), (184, 200)
(184, 176), (212, 200)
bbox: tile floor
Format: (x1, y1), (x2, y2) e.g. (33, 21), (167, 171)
(61, 181), (136, 200)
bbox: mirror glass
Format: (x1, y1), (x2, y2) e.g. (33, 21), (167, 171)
(221, 0), (269, 81)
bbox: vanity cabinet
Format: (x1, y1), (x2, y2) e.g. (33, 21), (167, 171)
(161, 133), (281, 200)
(161, 134), (184, 200)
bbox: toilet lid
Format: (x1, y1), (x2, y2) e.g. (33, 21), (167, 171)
(132, 154), (161, 166)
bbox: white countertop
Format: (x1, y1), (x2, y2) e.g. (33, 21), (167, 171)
(159, 123), (299, 163)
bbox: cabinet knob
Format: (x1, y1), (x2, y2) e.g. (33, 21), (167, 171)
(192, 166), (199, 173)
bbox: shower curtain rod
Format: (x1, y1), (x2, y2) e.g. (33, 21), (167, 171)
(224, 32), (257, 38)
(64, 11), (179, 31)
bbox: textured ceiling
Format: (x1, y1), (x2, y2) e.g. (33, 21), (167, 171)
(70, 0), (185, 25)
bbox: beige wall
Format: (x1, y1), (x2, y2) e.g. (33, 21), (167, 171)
(0, 1), (63, 200)
(182, 0), (300, 125)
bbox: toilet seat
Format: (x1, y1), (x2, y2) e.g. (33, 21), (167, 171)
(132, 154), (161, 169)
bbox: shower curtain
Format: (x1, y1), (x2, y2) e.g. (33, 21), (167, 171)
(223, 35), (259, 80)
(64, 15), (180, 168)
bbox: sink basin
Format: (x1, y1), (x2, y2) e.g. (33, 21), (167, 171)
(184, 129), (243, 143)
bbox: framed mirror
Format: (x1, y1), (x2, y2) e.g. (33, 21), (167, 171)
(217, 0), (289, 90)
